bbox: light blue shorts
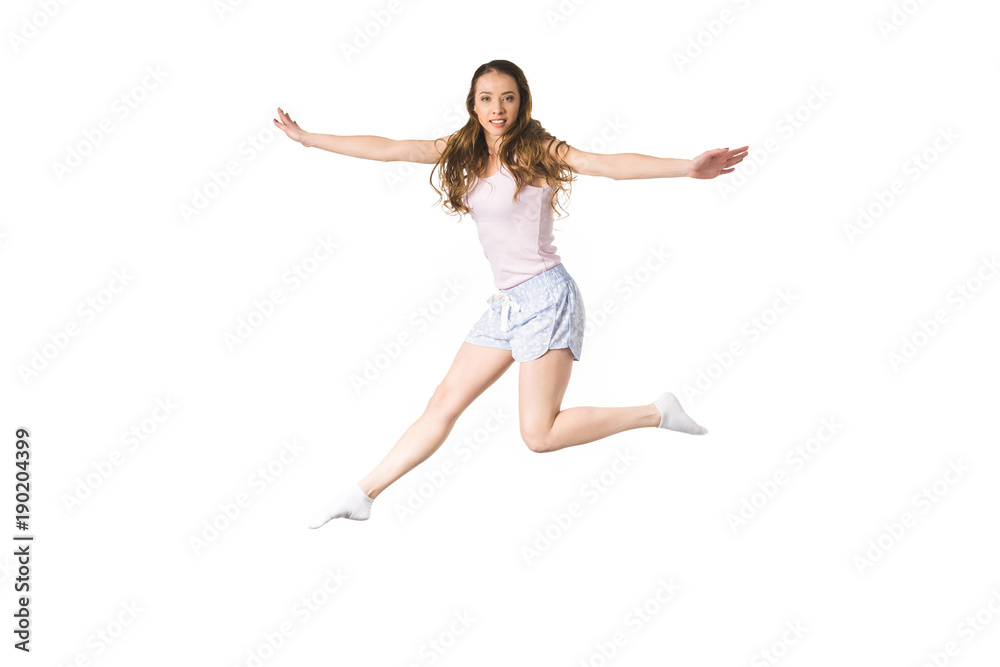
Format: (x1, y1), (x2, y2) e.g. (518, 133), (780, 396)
(465, 263), (586, 362)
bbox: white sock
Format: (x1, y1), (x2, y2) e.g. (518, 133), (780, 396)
(308, 484), (374, 528)
(654, 392), (708, 435)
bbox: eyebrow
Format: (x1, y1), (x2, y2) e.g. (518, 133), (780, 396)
(478, 90), (516, 95)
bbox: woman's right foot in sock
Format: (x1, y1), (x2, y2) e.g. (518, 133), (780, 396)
(308, 484), (374, 528)
(653, 391), (708, 435)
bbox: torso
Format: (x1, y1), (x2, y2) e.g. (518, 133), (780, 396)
(464, 153), (561, 290)
(479, 154), (548, 188)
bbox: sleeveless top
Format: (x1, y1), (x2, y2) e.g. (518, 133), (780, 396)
(464, 161), (562, 289)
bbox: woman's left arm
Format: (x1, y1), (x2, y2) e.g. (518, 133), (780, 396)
(554, 143), (749, 180)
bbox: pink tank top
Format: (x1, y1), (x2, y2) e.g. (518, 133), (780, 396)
(464, 161), (562, 289)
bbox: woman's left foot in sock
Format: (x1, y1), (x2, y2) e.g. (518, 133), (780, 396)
(653, 392), (708, 435)
(308, 484), (374, 528)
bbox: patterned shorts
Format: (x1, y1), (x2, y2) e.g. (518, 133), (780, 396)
(464, 263), (586, 362)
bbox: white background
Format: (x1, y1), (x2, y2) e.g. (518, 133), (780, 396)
(2, 0), (999, 665)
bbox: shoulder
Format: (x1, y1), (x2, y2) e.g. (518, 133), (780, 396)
(430, 132), (457, 161)
(546, 139), (603, 177)
(434, 132), (456, 151)
(399, 132), (457, 164)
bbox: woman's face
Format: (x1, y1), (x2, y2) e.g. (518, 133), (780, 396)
(472, 71), (520, 141)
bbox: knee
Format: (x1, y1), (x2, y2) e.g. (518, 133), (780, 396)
(425, 383), (463, 423)
(520, 425), (553, 453)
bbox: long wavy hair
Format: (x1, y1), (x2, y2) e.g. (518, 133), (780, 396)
(430, 60), (575, 223)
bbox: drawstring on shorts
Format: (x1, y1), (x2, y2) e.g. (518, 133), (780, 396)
(488, 292), (520, 333)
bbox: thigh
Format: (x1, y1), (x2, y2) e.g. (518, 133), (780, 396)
(518, 347), (574, 436)
(428, 341), (515, 419)
(509, 279), (585, 363)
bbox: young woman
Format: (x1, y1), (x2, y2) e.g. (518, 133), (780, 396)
(274, 60), (748, 528)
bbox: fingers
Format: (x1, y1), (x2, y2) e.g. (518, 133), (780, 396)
(717, 145), (748, 156)
(724, 147), (749, 167)
(274, 110), (294, 136)
(700, 145), (749, 176)
(275, 107), (297, 126)
(709, 145), (750, 160)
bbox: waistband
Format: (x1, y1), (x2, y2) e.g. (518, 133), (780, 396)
(497, 262), (572, 300)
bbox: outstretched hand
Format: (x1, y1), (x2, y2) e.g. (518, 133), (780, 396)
(688, 145), (749, 179)
(273, 107), (307, 144)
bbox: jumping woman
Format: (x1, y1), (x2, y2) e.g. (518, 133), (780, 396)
(273, 60), (748, 528)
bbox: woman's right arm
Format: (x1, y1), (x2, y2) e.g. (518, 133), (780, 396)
(274, 108), (451, 164)
(301, 133), (396, 160)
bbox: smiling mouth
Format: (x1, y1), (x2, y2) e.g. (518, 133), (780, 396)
(490, 119), (506, 126)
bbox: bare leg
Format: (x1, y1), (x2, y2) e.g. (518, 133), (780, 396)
(357, 342), (515, 499)
(517, 348), (679, 453)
